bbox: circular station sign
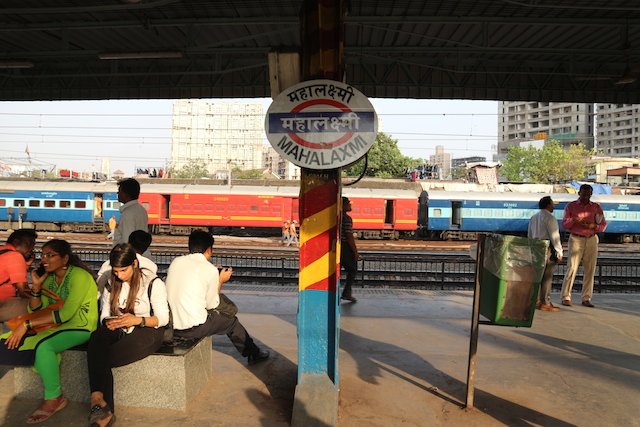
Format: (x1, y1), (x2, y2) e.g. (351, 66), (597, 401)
(265, 79), (378, 170)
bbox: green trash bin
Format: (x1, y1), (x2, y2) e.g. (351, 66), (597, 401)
(479, 234), (549, 327)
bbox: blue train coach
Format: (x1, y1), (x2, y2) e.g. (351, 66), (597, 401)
(0, 180), (119, 232)
(419, 190), (640, 242)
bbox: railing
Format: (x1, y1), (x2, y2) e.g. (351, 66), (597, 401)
(75, 251), (640, 292)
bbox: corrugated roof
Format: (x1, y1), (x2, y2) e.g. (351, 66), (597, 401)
(0, 0), (638, 102)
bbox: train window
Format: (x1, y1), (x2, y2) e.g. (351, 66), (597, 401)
(0, 199), (5, 207)
(216, 205), (224, 211)
(363, 208), (371, 214)
(75, 201), (86, 209)
(239, 205), (247, 211)
(29, 200), (40, 207)
(250, 206), (258, 211)
(112, 201), (121, 209)
(44, 200), (55, 208)
(141, 202), (150, 211)
(433, 209), (442, 217)
(195, 204), (203, 211)
(13, 200), (25, 207)
(261, 206), (269, 212)
(484, 209), (491, 217)
(60, 201), (71, 208)
(206, 204), (213, 211)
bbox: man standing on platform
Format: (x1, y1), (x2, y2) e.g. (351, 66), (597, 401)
(528, 196), (563, 312)
(113, 178), (148, 246)
(340, 197), (359, 303)
(560, 184), (607, 308)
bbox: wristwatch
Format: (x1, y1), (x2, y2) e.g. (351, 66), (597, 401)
(139, 317), (146, 328)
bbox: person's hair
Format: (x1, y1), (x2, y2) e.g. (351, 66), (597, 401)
(342, 197), (350, 204)
(108, 243), (143, 315)
(118, 178), (141, 199)
(579, 184), (593, 193)
(188, 230), (214, 254)
(128, 230), (152, 254)
(41, 239), (95, 278)
(7, 229), (37, 247)
(538, 196), (553, 210)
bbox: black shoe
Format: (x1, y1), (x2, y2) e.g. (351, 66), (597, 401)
(341, 295), (357, 303)
(248, 349), (270, 365)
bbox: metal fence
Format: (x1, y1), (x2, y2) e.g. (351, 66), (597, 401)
(73, 250), (640, 293)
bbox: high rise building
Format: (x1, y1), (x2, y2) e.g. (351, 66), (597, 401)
(170, 100), (265, 177)
(596, 104), (640, 157)
(429, 145), (451, 179)
(263, 146), (300, 180)
(497, 102), (595, 159)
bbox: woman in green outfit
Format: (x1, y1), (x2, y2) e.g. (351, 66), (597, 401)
(0, 239), (98, 424)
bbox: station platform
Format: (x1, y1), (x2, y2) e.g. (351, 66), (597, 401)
(0, 287), (638, 427)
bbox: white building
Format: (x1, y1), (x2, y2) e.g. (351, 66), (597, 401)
(596, 104), (640, 157)
(497, 101), (595, 159)
(429, 145), (451, 179)
(171, 100), (266, 176)
(263, 146), (300, 180)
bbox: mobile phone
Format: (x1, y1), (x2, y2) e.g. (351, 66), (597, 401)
(217, 267), (224, 273)
(35, 264), (46, 276)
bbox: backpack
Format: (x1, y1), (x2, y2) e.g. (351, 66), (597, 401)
(147, 277), (174, 343)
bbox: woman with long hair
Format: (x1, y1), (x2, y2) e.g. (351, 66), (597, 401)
(87, 243), (169, 427)
(0, 239), (98, 424)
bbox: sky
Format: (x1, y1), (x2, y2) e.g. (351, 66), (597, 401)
(0, 98), (497, 175)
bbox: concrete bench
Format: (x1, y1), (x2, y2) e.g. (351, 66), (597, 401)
(13, 336), (212, 411)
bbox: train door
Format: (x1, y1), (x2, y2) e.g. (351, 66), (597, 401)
(93, 193), (104, 221)
(291, 197), (299, 222)
(384, 199), (395, 225)
(451, 201), (462, 228)
(162, 195), (170, 221)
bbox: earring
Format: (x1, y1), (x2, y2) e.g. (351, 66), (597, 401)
(62, 265), (68, 270)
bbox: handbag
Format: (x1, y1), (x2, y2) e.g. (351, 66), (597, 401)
(7, 288), (64, 334)
(215, 293), (238, 317)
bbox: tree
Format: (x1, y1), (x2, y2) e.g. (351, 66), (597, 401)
(169, 159), (210, 179)
(343, 132), (422, 178)
(502, 140), (592, 183)
(233, 167), (265, 179)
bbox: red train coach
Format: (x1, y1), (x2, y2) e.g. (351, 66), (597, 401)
(138, 183), (418, 239)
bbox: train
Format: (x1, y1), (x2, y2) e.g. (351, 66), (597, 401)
(1, 179), (640, 242)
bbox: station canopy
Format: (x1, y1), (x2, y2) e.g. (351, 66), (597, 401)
(1, 0), (639, 103)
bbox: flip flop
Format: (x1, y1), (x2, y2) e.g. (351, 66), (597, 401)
(91, 413), (116, 427)
(89, 404), (113, 424)
(26, 396), (68, 424)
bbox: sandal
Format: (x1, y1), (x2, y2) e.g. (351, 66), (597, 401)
(89, 403), (113, 424)
(90, 413), (116, 427)
(26, 395), (68, 424)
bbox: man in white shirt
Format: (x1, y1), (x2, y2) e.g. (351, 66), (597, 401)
(113, 178), (148, 247)
(165, 230), (269, 365)
(528, 196), (563, 312)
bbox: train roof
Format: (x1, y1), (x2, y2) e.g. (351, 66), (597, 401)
(425, 190), (640, 204)
(0, 180), (118, 193)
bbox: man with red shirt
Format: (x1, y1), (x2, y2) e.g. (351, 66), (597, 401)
(0, 229), (37, 321)
(560, 184), (607, 307)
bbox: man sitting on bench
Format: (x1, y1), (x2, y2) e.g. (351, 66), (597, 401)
(165, 230), (269, 365)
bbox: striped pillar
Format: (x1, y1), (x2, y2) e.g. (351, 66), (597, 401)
(297, 0), (344, 385)
(298, 170), (340, 381)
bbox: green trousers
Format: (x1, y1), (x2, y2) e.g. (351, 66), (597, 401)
(34, 330), (91, 399)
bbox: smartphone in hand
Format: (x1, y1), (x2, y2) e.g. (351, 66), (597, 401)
(35, 264), (46, 276)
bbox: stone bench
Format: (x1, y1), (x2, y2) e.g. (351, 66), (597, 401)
(13, 336), (212, 411)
